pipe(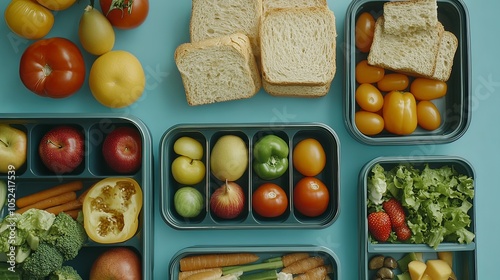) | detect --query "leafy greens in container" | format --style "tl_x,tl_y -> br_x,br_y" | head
367,163 -> 475,249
